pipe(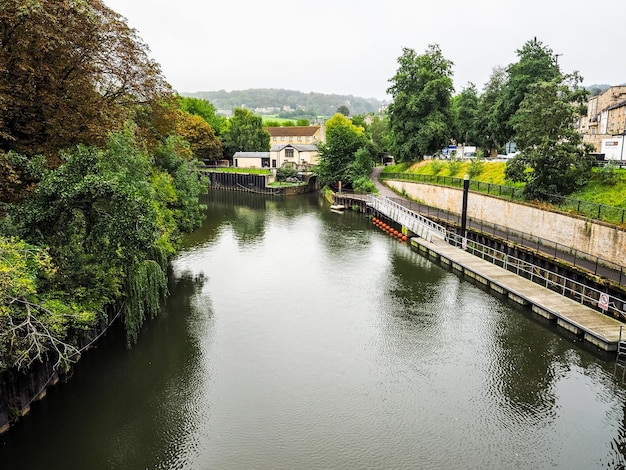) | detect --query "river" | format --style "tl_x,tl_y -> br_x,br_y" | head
1,190 -> 626,469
